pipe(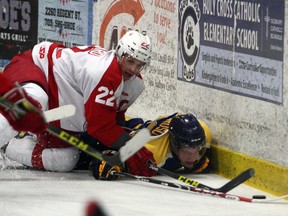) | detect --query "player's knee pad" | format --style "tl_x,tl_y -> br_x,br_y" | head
42,147 -> 80,172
